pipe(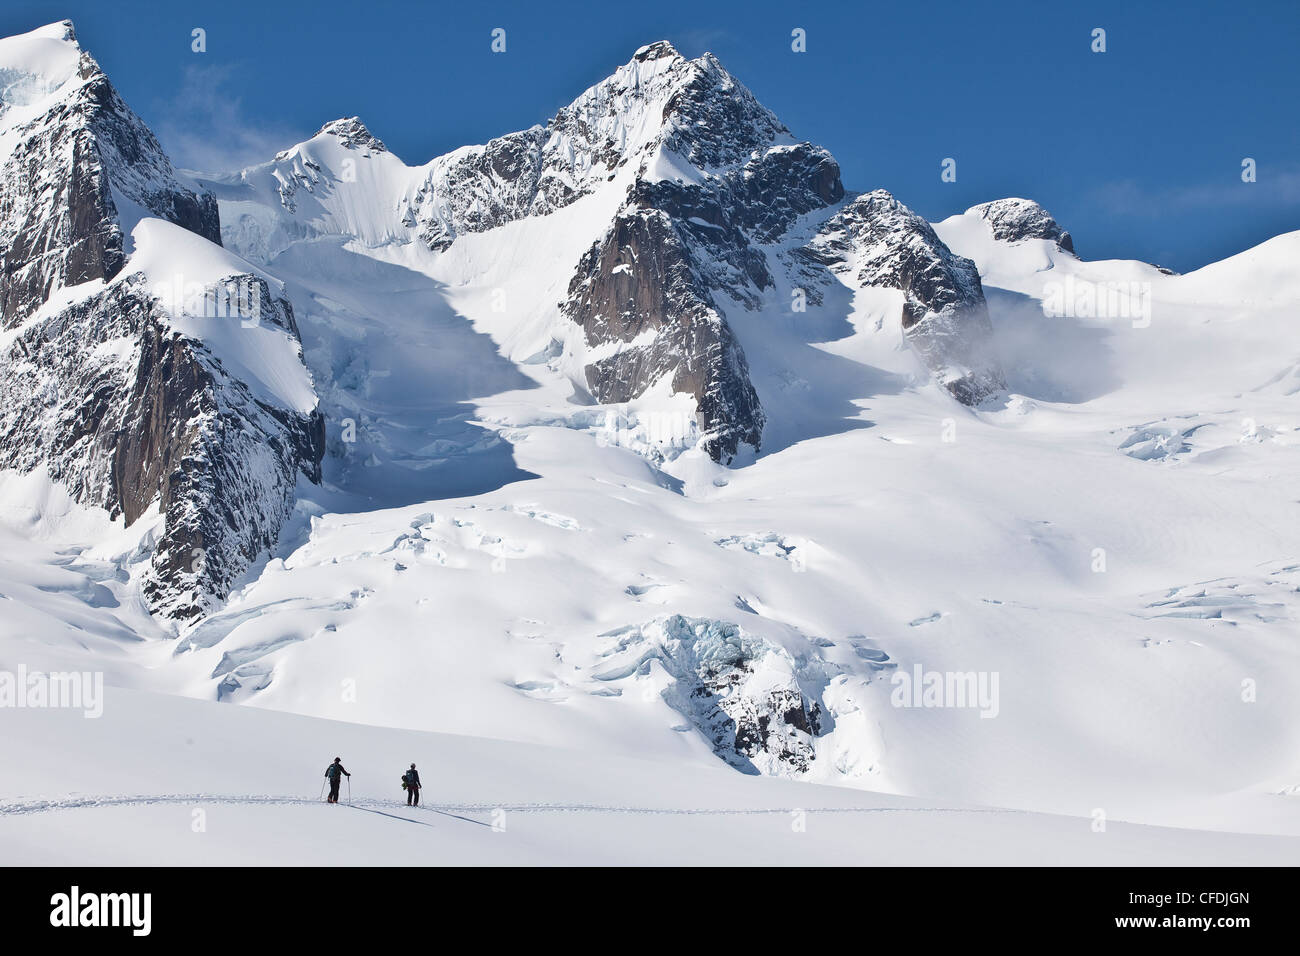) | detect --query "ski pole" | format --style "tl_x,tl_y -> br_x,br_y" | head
346,775 -> 352,805
319,779 -> 326,801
